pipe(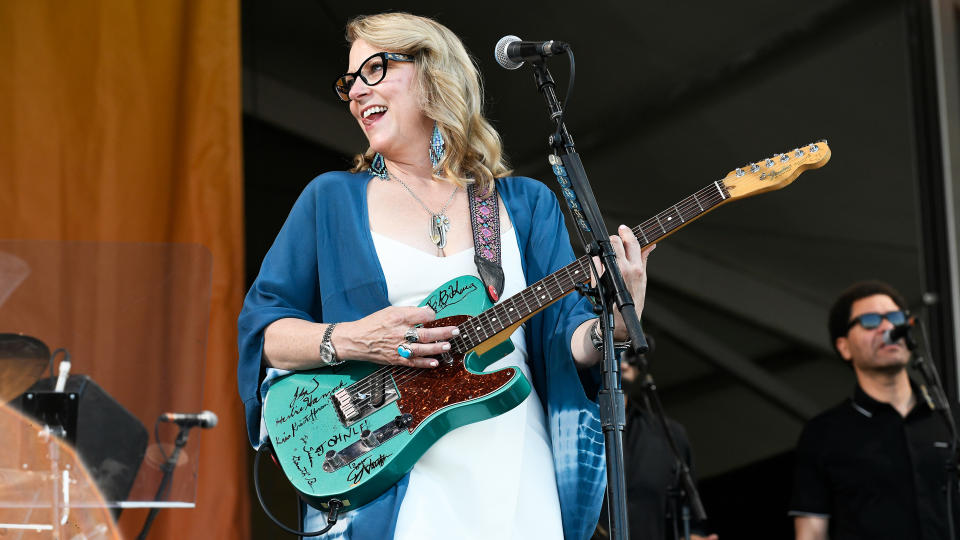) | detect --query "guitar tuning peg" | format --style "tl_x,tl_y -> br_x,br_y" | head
765,158 -> 775,167
750,163 -> 760,173
780,153 -> 790,163
794,148 -> 805,158
810,143 -> 820,152
735,168 -> 745,177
